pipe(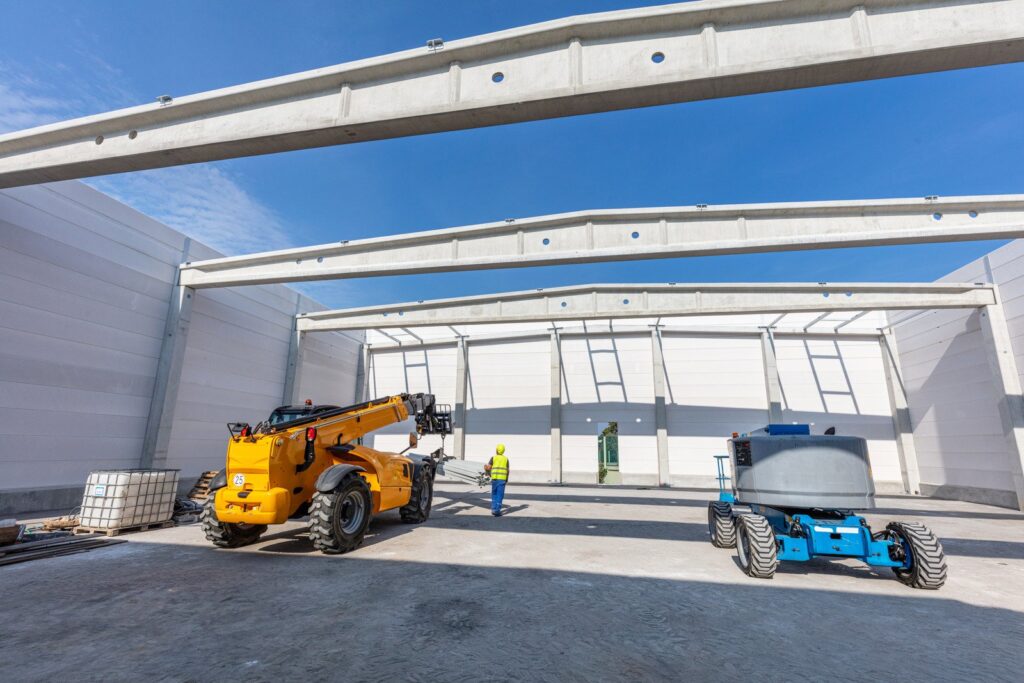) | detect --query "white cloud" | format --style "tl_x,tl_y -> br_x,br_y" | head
89,165 -> 294,255
1,58 -> 297,257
